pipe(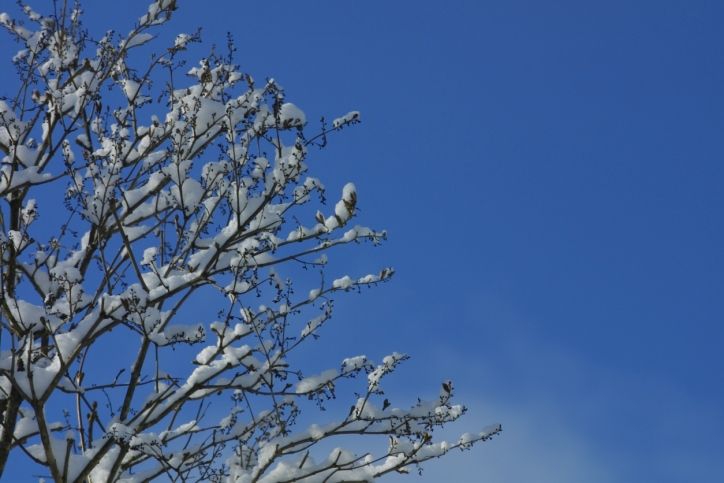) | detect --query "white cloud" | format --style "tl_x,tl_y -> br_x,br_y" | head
386,398 -> 613,483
